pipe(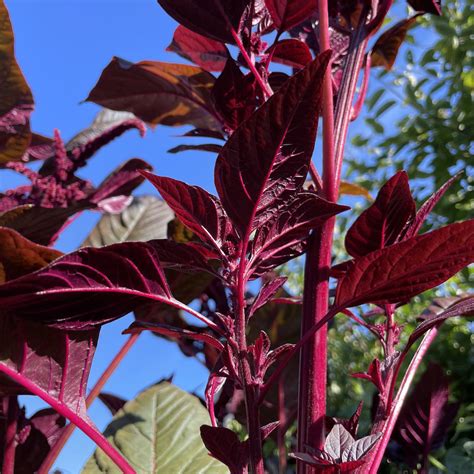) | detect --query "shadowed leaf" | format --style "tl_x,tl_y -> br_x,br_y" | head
86,57 -> 222,130
390,364 -> 459,468
265,0 -> 317,31
371,16 -> 420,70
157,0 -> 251,43
98,393 -> 127,416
